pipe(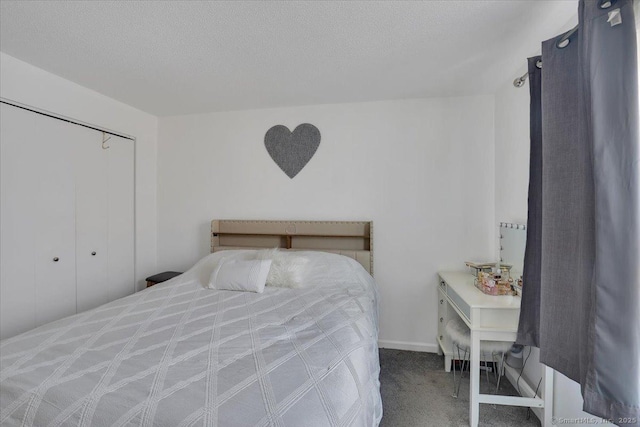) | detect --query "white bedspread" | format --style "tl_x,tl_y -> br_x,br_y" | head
0,251 -> 381,427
